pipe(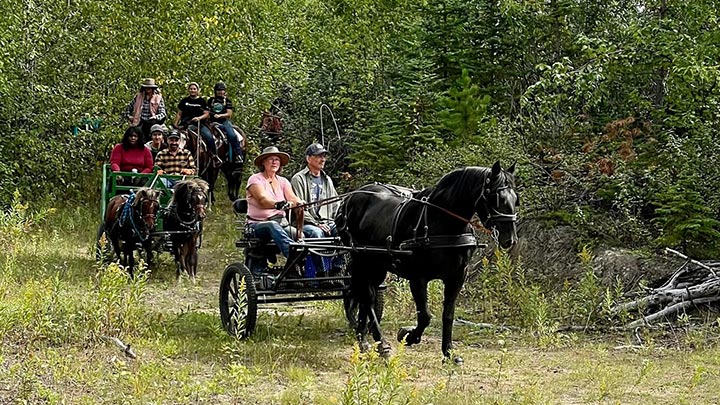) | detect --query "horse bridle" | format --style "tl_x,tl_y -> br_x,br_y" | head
138,196 -> 160,226
474,183 -> 518,227
173,189 -> 207,230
